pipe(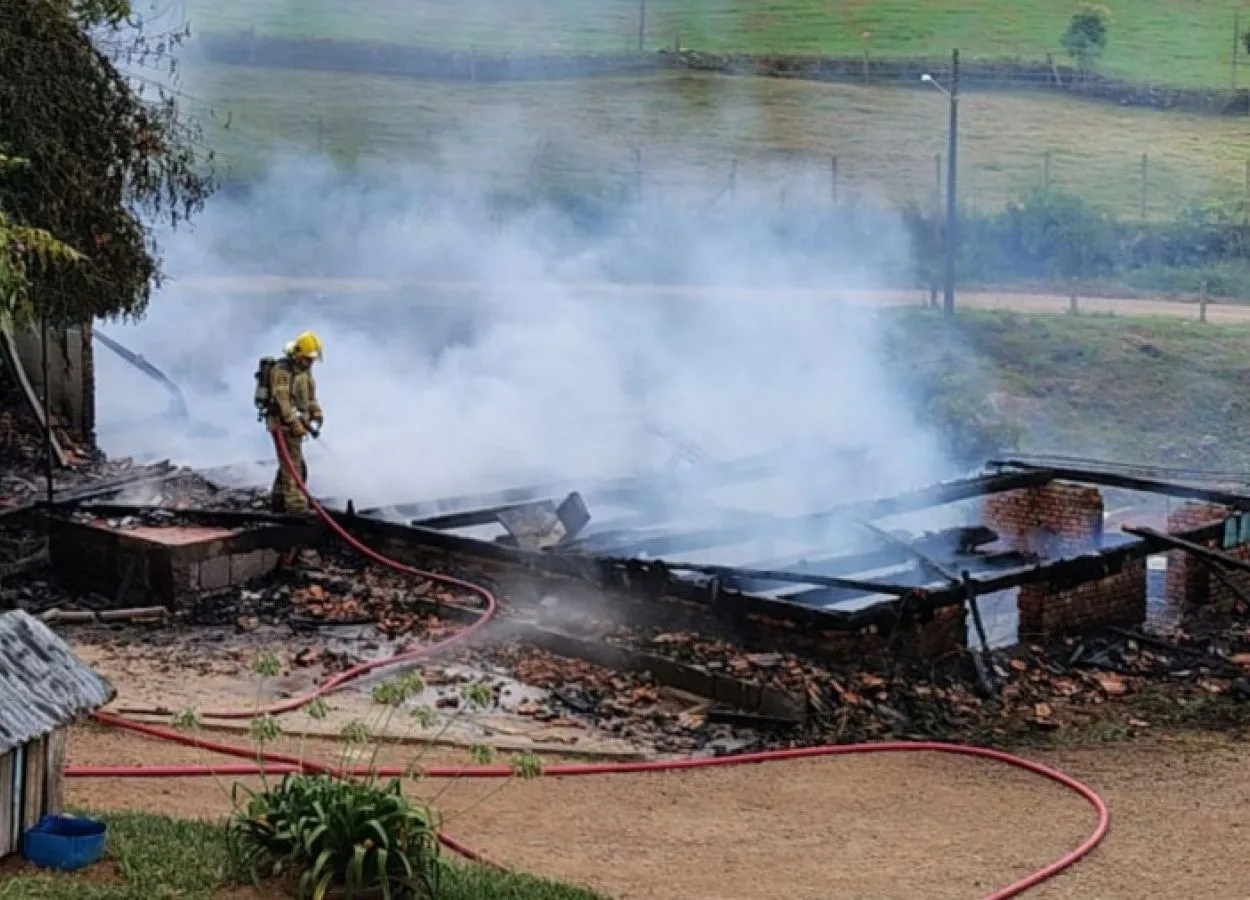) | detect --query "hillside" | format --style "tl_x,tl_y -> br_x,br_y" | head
889,308 -> 1250,470
190,66 -> 1250,218
182,0 -> 1245,87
